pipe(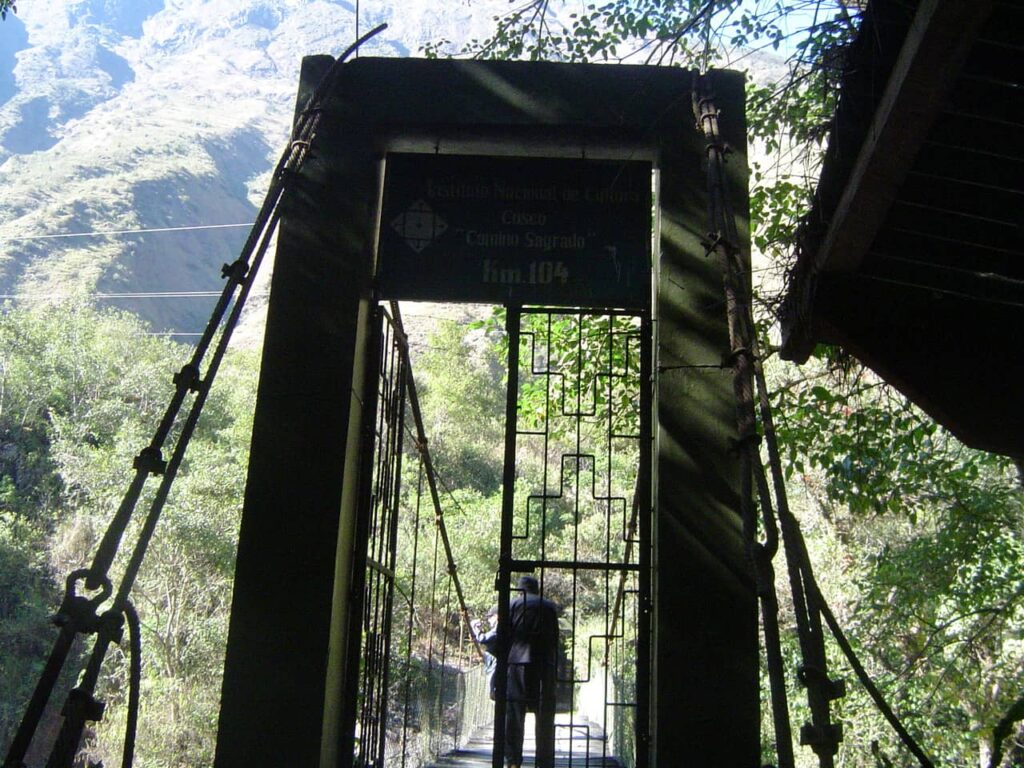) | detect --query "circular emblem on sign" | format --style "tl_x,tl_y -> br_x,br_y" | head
391,199 -> 448,253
